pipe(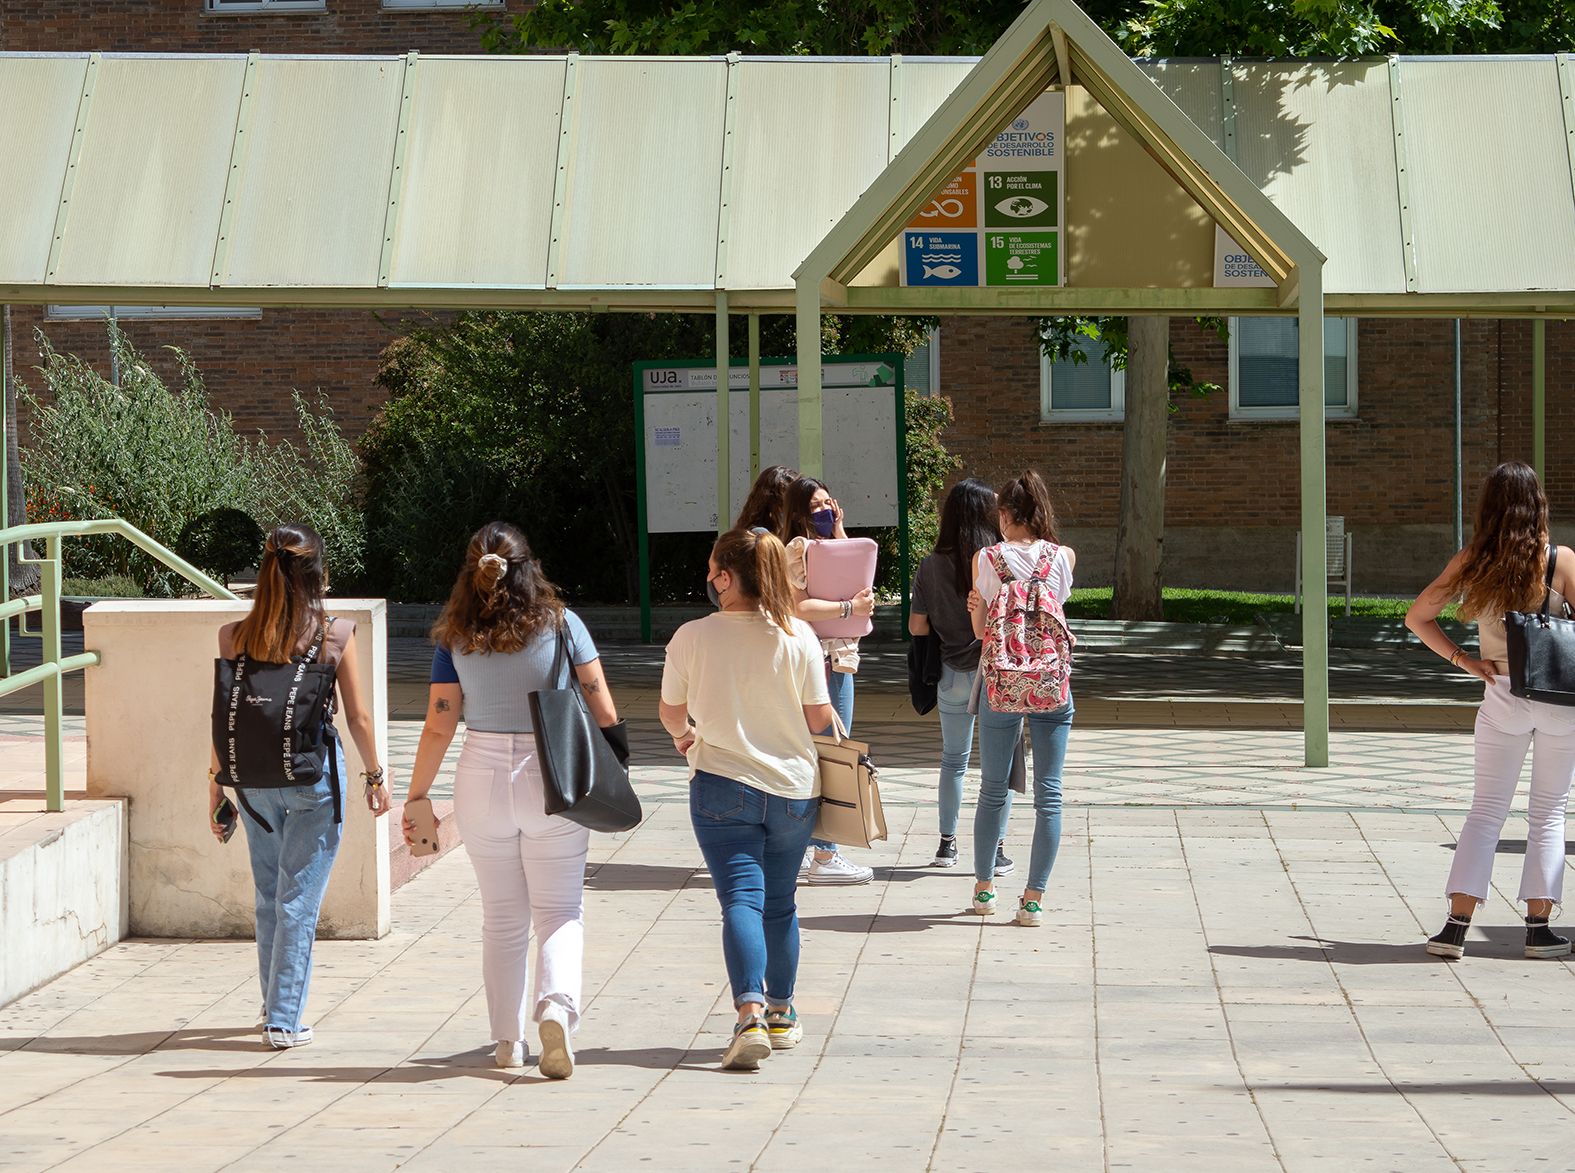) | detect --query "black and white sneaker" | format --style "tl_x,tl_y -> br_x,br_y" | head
932,836 -> 958,868
994,843 -> 1016,877
1525,917 -> 1572,959
1426,915 -> 1471,959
